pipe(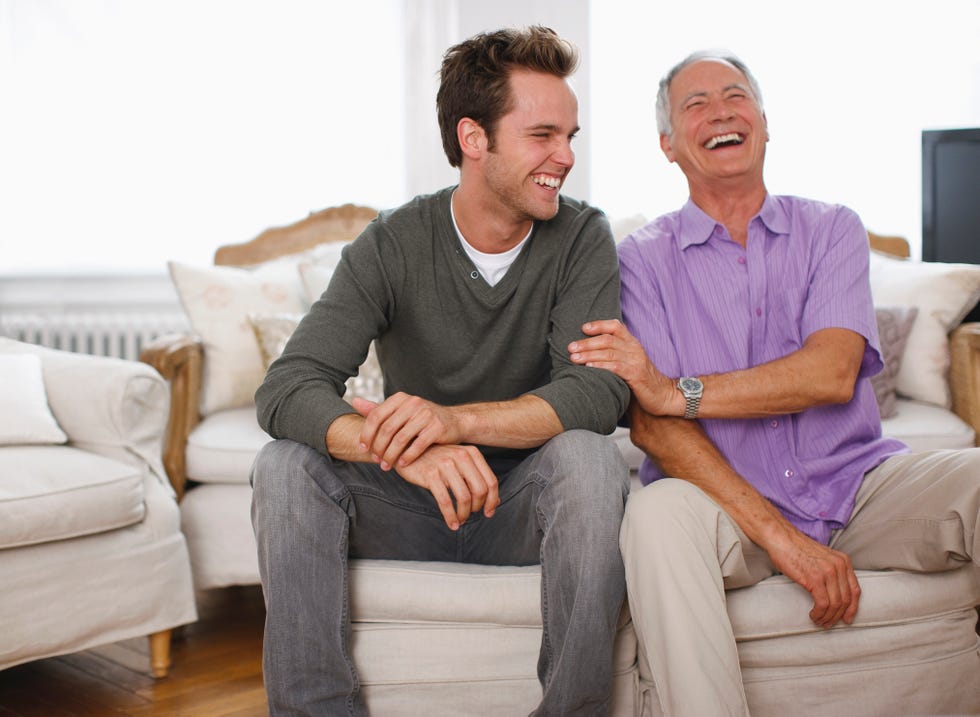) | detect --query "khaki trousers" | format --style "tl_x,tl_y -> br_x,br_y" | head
620,448 -> 980,717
